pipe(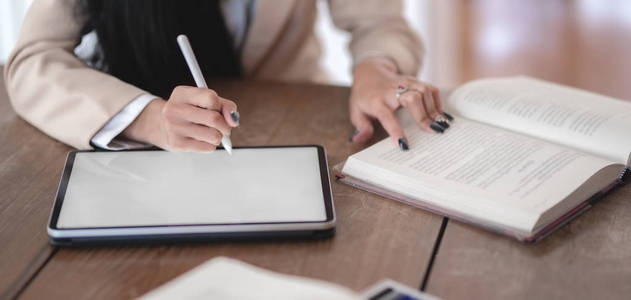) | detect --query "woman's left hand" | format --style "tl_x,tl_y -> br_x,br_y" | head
349,57 -> 451,150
